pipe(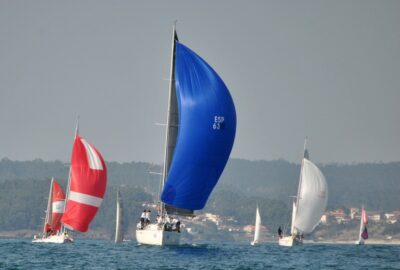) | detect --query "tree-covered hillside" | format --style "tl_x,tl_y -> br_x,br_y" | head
219,159 -> 400,211
0,158 -> 399,235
